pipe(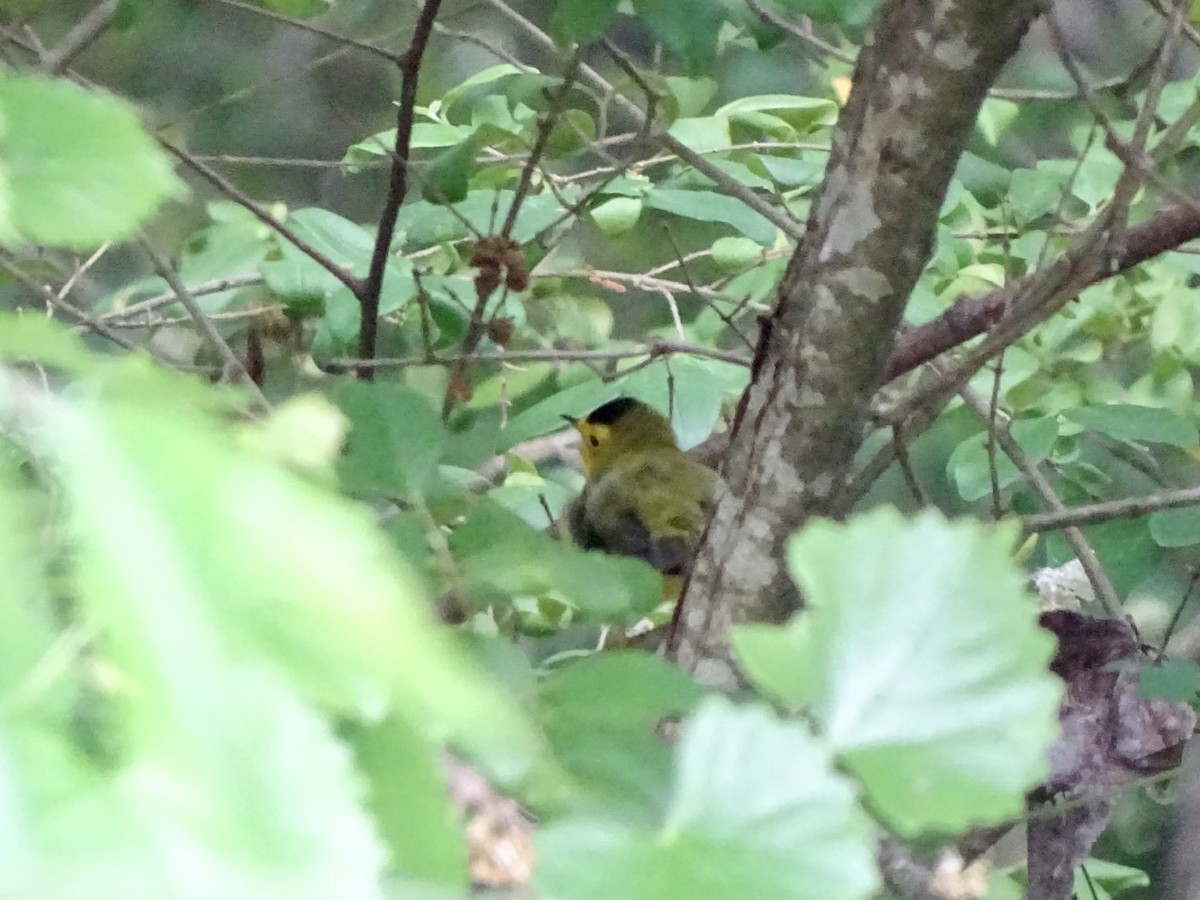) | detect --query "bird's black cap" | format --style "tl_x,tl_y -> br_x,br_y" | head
584,396 -> 639,426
